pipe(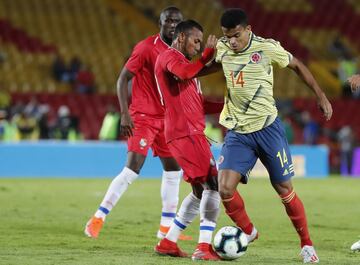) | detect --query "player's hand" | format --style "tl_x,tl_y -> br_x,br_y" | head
201,35 -> 217,65
205,35 -> 218,49
120,112 -> 134,137
317,93 -> 333,121
347,74 -> 360,92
